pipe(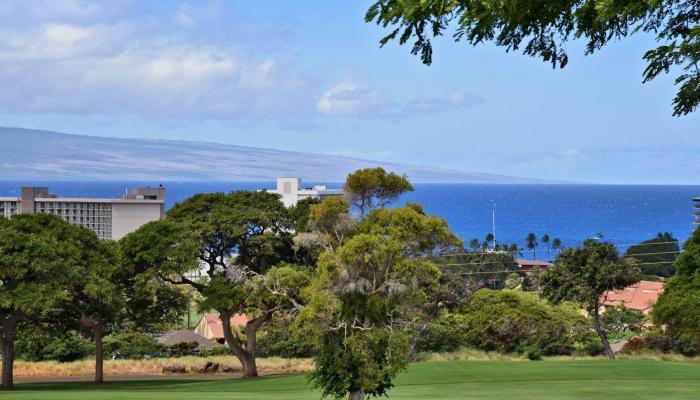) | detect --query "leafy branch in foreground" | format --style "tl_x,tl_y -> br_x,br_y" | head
366,0 -> 700,116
